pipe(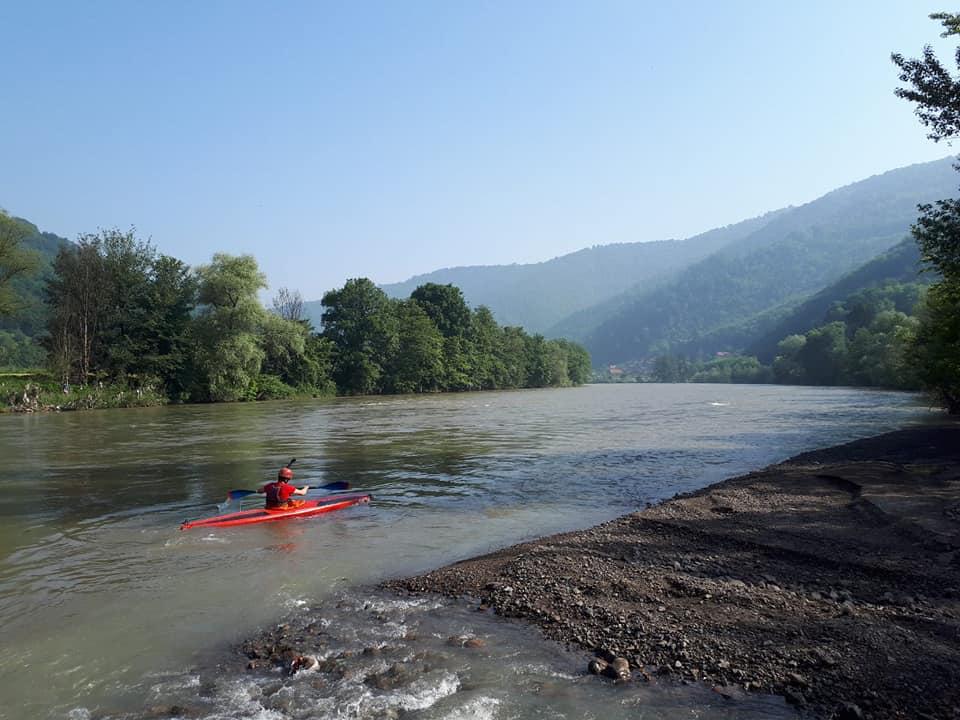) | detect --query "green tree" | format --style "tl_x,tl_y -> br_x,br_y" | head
651,355 -> 692,383
45,230 -> 197,392
192,253 -> 267,401
441,335 -> 473,390
141,255 -> 197,397
321,278 -> 398,394
386,299 -> 444,393
797,322 -> 848,385
95,230 -> 158,381
555,338 -> 592,385
893,13 -> 960,144
911,283 -> 960,412
690,355 -> 770,384
410,283 -> 472,338
893,13 -> 960,412
259,311 -> 308,394
45,239 -> 107,382
772,335 -> 807,384
0,211 -> 39,318
844,310 -> 918,389
499,326 -> 529,388
468,306 -> 505,389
